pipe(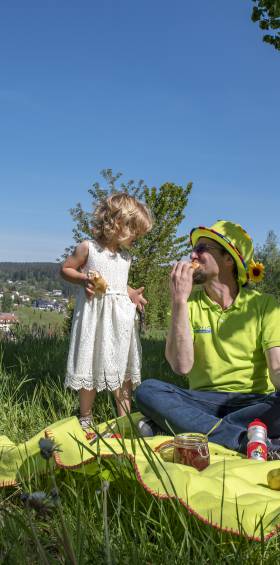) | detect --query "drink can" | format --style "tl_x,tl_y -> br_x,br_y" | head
247,419 -> 267,461
247,440 -> 268,461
